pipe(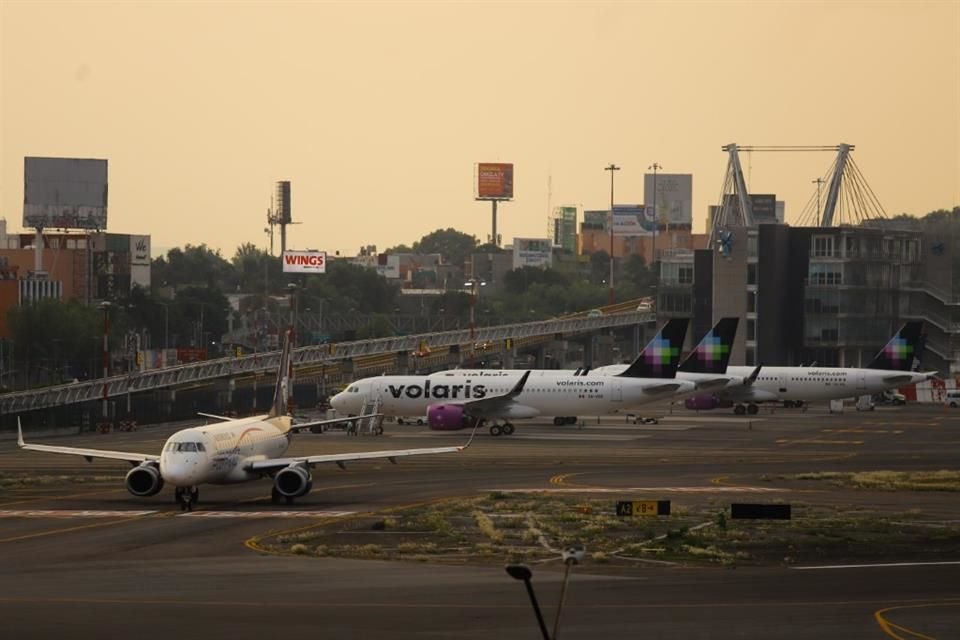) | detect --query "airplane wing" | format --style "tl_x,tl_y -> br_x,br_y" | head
288,413 -> 381,433
459,371 -> 531,417
881,374 -> 915,385
641,382 -> 684,394
246,424 -> 479,472
17,421 -> 157,465
198,411 -> 270,422
692,377 -> 732,391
